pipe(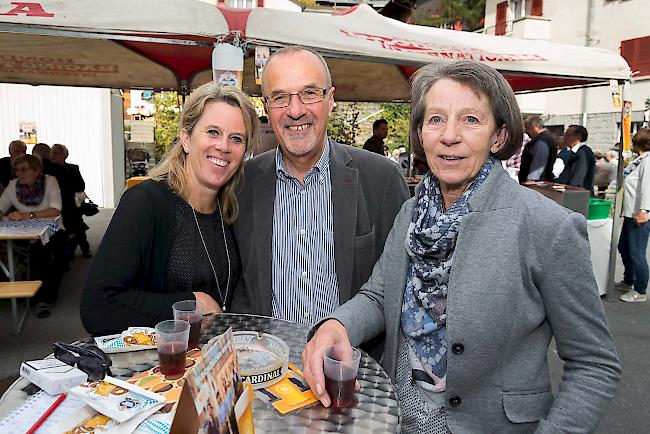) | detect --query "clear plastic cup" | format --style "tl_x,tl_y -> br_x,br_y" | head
155,320 -> 190,376
323,344 -> 361,408
172,300 -> 204,349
